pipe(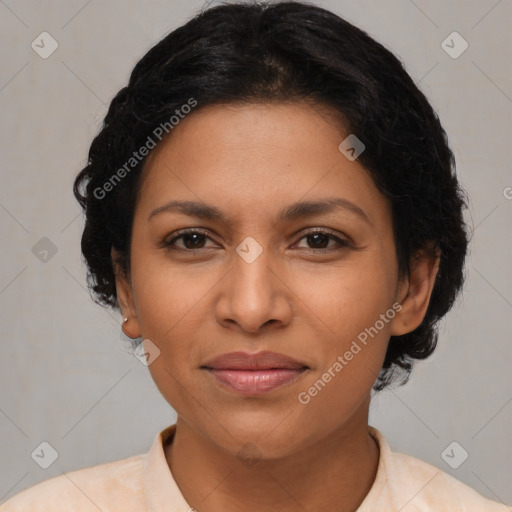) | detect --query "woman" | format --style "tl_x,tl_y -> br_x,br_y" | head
1,1 -> 508,510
